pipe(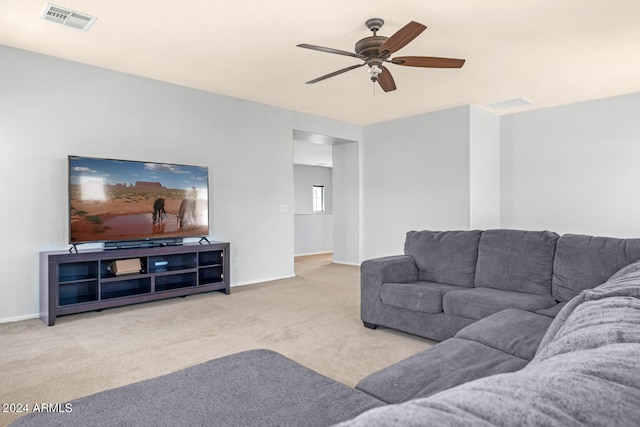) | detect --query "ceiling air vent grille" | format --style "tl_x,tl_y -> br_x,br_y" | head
484,97 -> 533,111
41,4 -> 96,31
